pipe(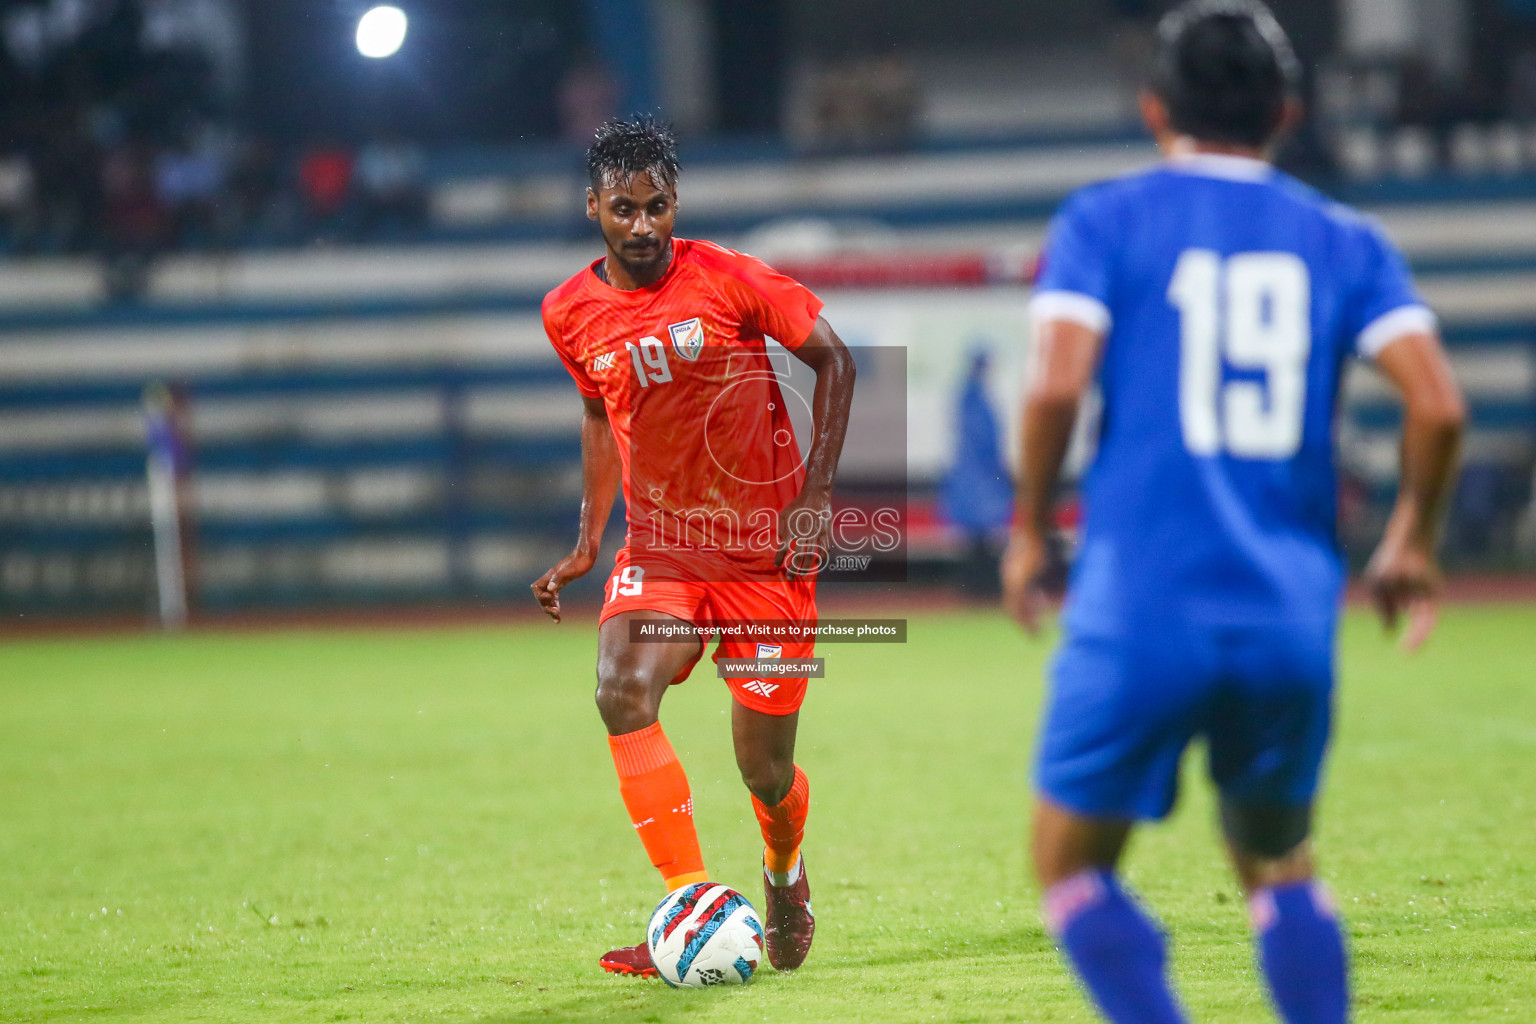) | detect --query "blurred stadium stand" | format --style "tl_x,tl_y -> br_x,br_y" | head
1,0 -> 1533,618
